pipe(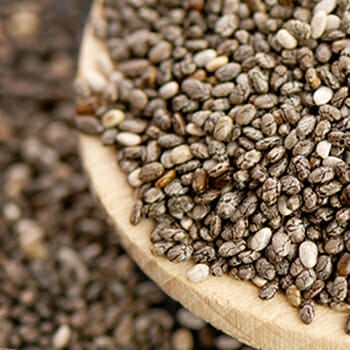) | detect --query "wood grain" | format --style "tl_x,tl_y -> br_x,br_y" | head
77,1 -> 350,349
